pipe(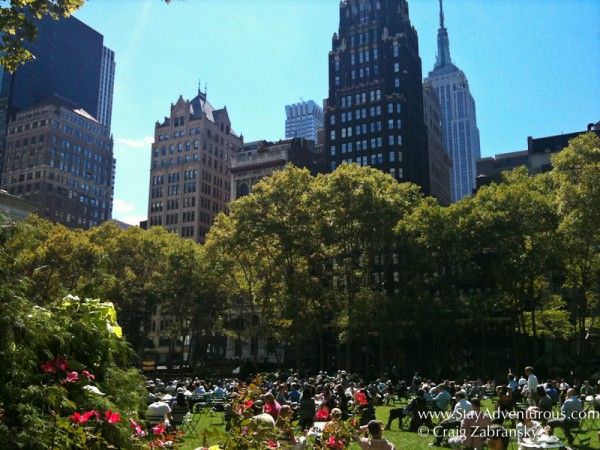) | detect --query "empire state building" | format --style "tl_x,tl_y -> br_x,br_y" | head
425,0 -> 480,202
